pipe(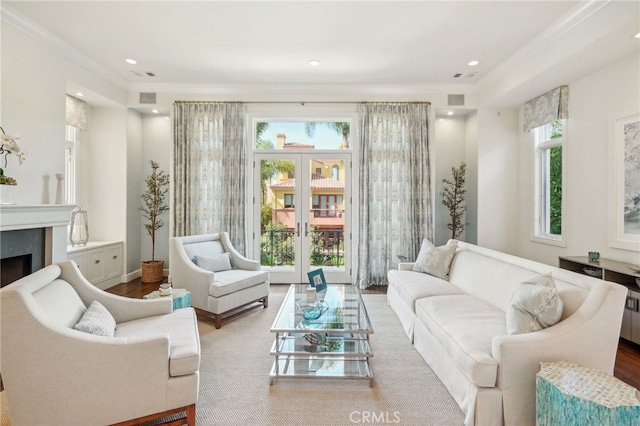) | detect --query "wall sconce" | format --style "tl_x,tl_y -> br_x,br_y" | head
69,206 -> 89,246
